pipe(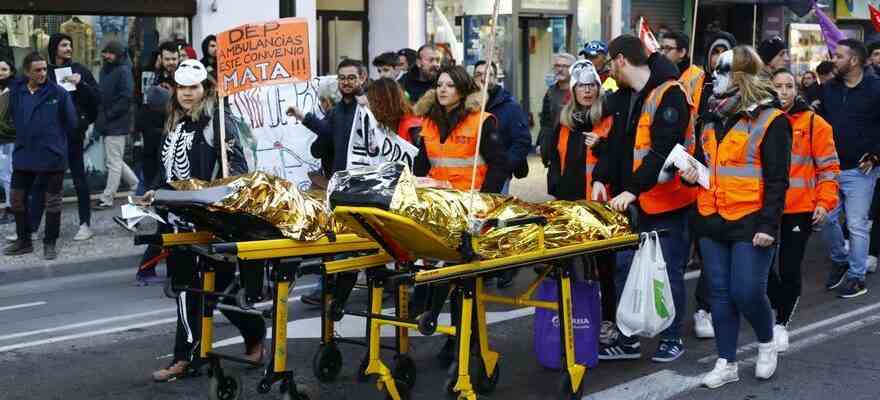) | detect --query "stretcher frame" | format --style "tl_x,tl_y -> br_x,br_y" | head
331,205 -> 641,400
135,231 -> 393,400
